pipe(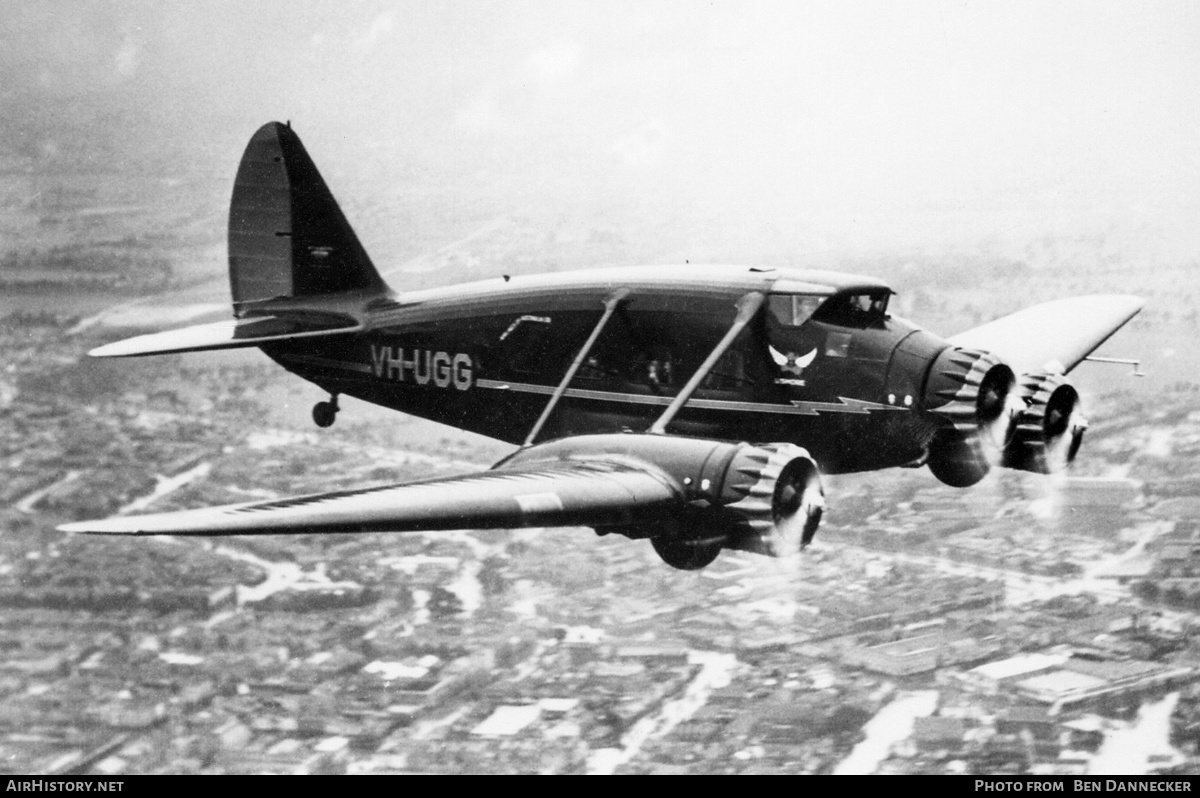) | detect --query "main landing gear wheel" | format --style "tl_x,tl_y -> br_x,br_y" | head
312,395 -> 339,428
651,536 -> 721,571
